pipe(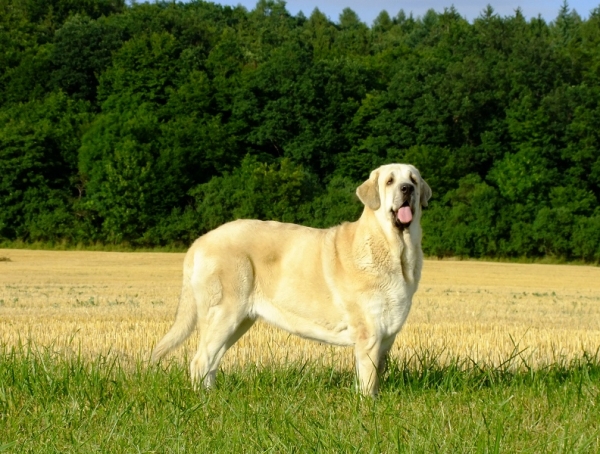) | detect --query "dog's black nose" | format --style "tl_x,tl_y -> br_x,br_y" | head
400,184 -> 414,195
